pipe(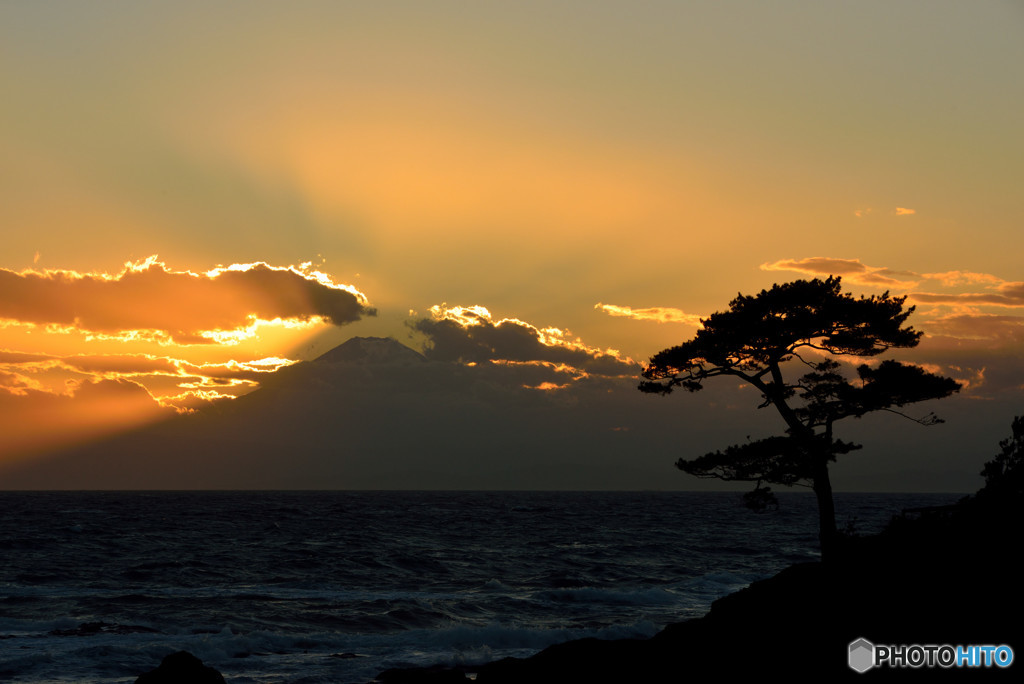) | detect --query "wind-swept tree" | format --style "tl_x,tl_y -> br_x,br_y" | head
640,277 -> 960,560
977,415 -> 1024,503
